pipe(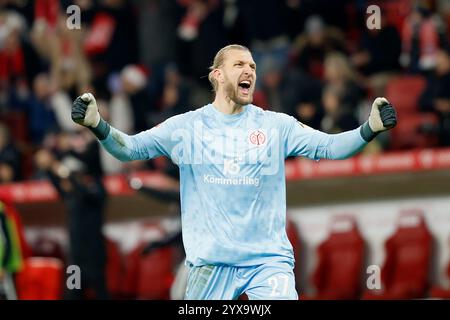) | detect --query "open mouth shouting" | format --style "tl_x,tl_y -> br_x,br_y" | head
238,80 -> 252,96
